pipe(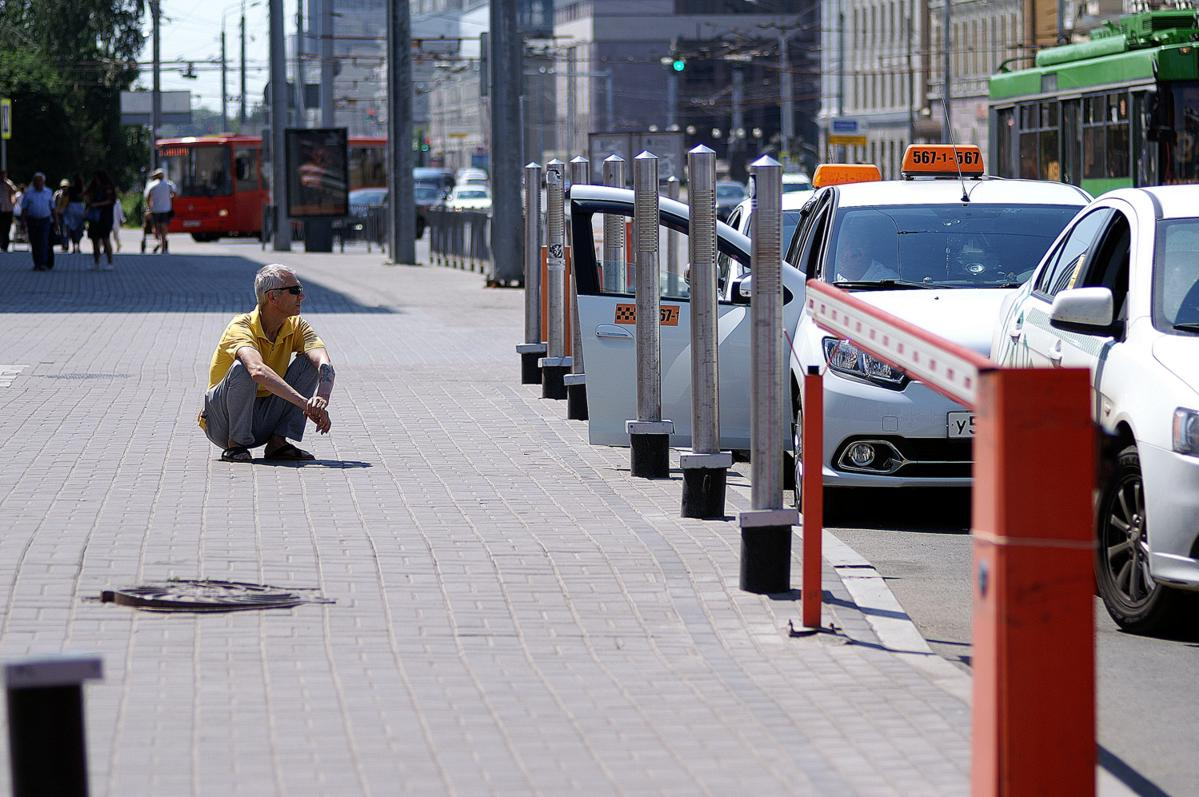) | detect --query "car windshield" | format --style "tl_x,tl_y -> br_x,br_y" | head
162,146 -> 232,197
349,189 -> 387,207
826,203 -> 1081,288
782,180 -> 812,193
455,189 -> 489,199
1154,219 -> 1199,332
414,185 -> 439,201
717,184 -> 745,199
